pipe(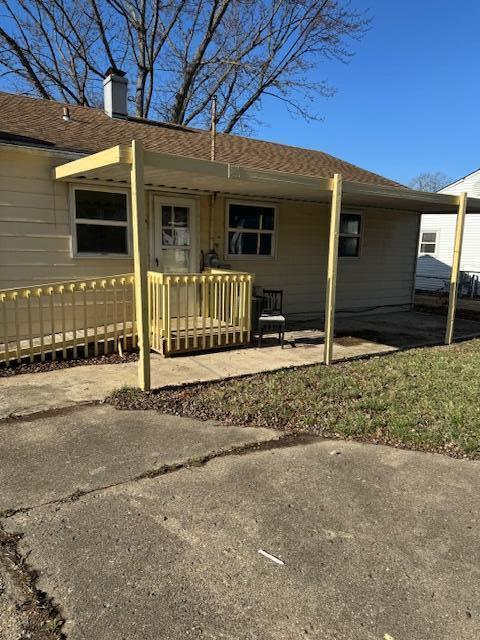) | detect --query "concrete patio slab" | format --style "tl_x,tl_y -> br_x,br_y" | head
0,404 -> 278,511
5,438 -> 480,639
1,310 -> 480,419
0,337 -> 389,420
